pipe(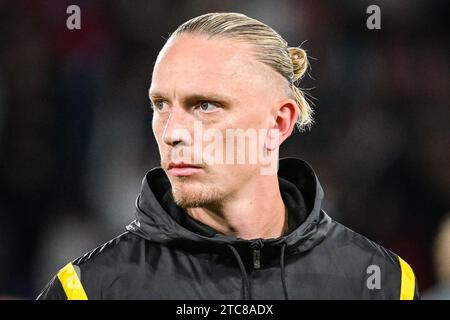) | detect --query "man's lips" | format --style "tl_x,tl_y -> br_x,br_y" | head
167,162 -> 203,177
